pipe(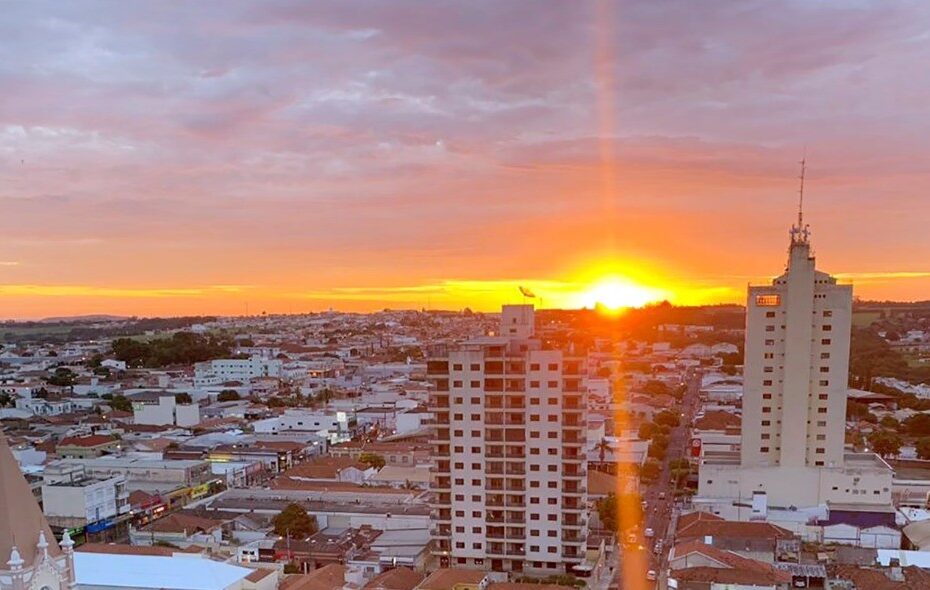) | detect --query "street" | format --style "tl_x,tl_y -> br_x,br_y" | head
610,369 -> 702,589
